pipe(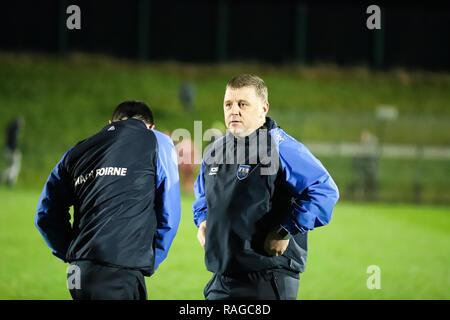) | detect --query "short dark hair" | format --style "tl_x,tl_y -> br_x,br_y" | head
112,100 -> 154,125
226,74 -> 268,103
